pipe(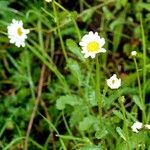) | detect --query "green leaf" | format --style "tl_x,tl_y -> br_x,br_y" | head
132,95 -> 143,110
66,39 -> 85,61
82,9 -> 94,22
95,129 -> 108,139
110,8 -> 127,52
79,116 -> 97,131
113,110 -> 124,120
120,0 -> 128,6
102,6 -> 113,20
116,127 -> 126,141
137,2 -> 150,11
79,145 -> 101,150
56,95 -> 80,110
67,59 -> 83,86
